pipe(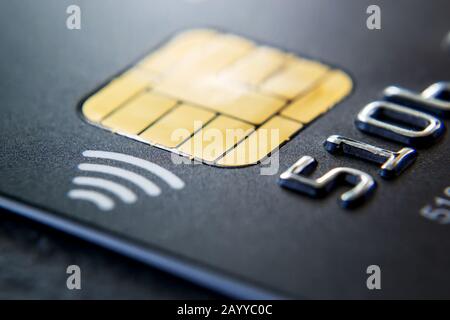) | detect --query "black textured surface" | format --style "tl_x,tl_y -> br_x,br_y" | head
0,0 -> 449,298
0,208 -> 218,299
